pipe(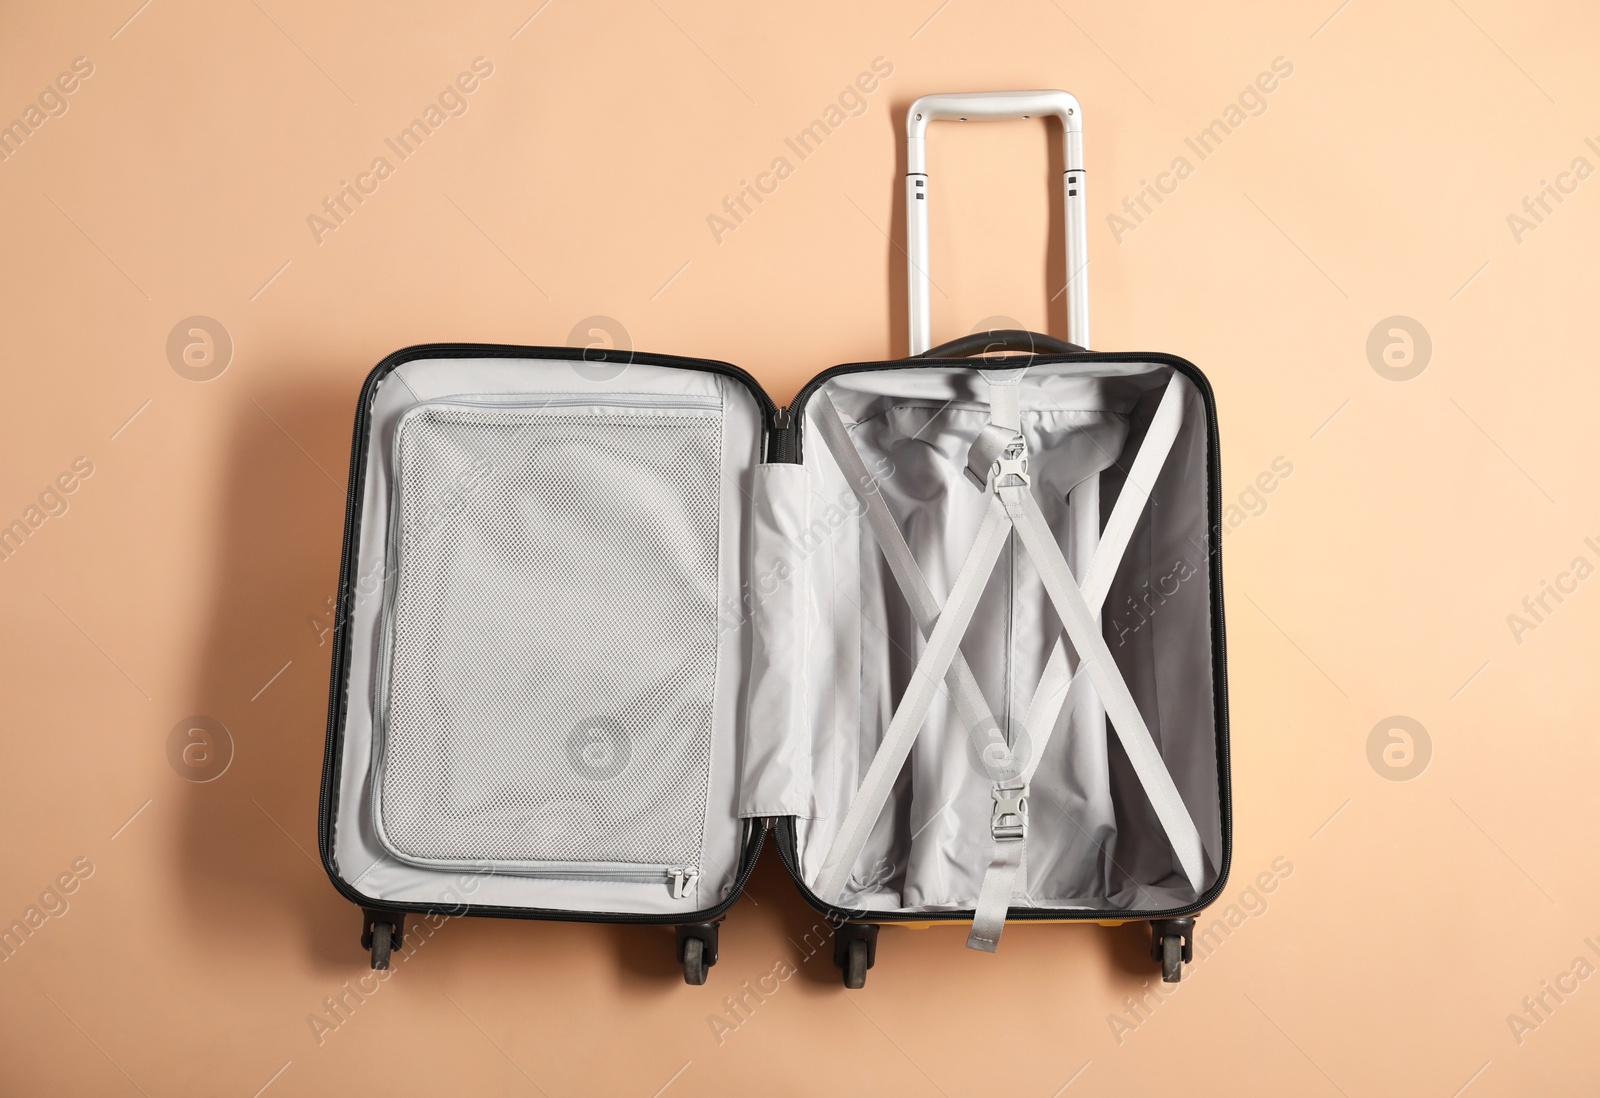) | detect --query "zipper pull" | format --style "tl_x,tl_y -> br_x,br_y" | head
768,406 -> 798,463
670,867 -> 699,899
